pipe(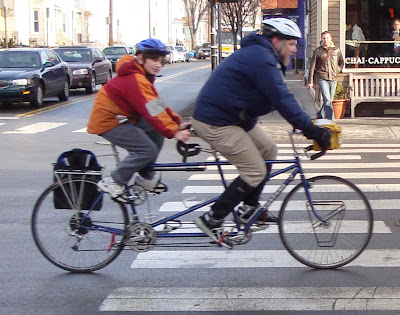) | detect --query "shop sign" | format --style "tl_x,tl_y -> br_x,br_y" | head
345,56 -> 400,65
